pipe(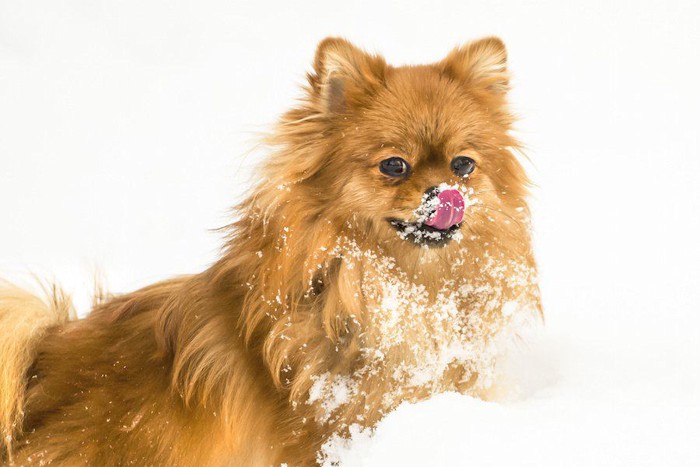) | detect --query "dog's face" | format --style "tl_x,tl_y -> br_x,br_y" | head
266,37 -> 531,265
326,65 -> 515,250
